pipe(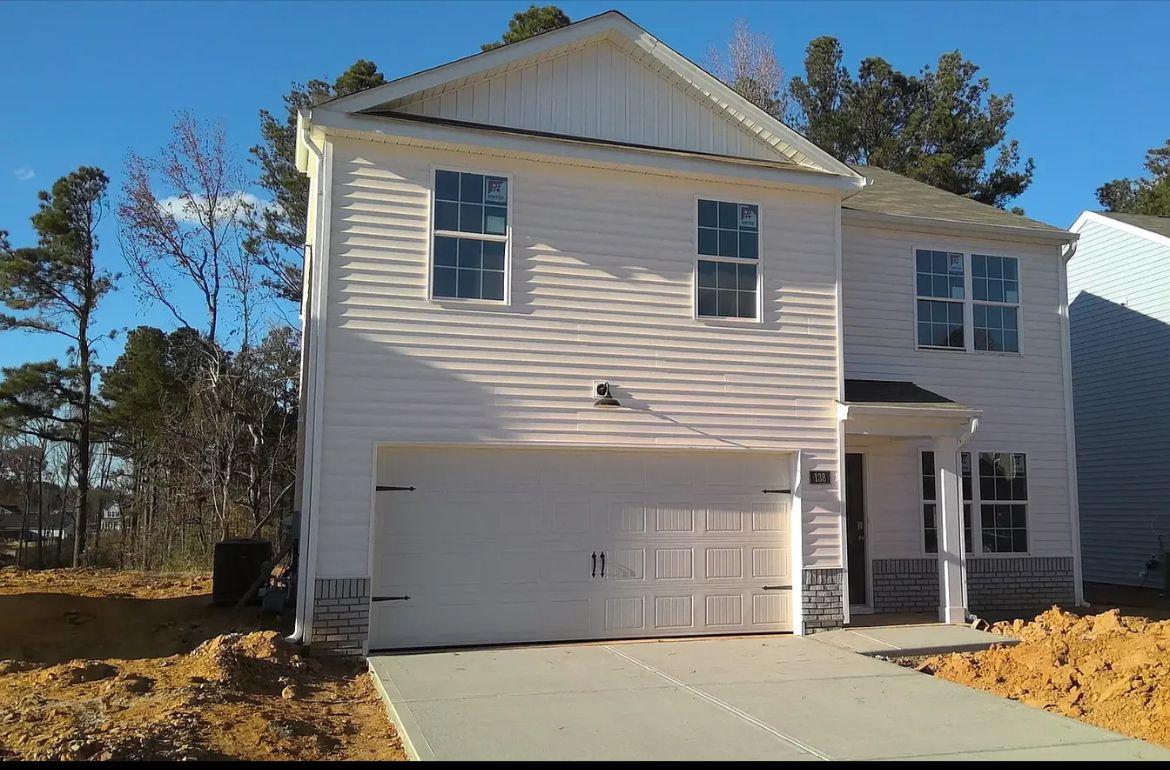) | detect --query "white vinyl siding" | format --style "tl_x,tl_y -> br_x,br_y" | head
1067,216 -> 1170,586
393,38 -> 784,162
312,137 -> 843,578
843,224 -> 1075,560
